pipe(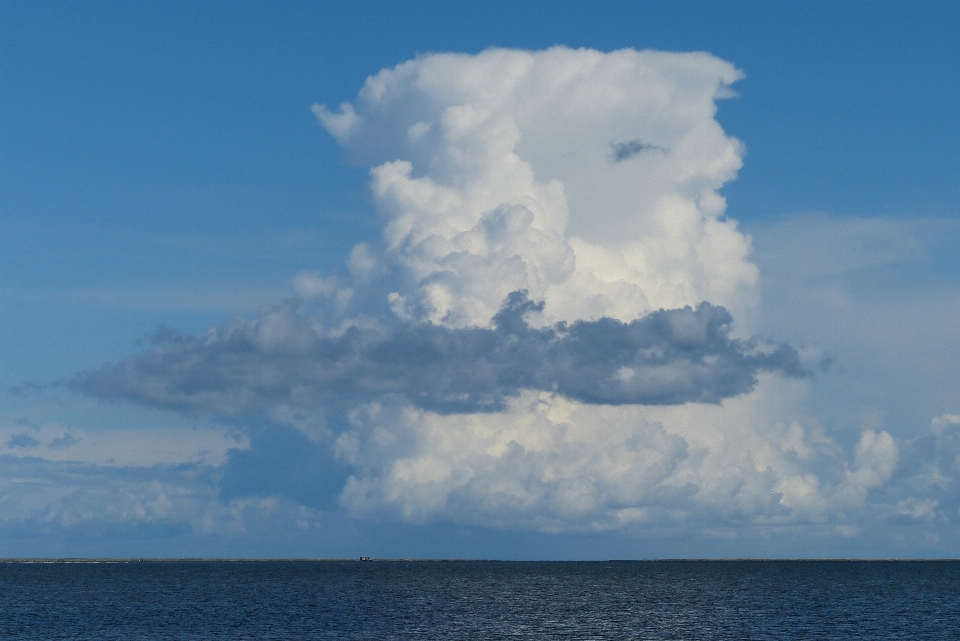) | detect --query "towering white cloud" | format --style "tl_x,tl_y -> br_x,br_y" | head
305,47 -> 802,531
315,47 -> 757,328
69,47 -> 958,543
